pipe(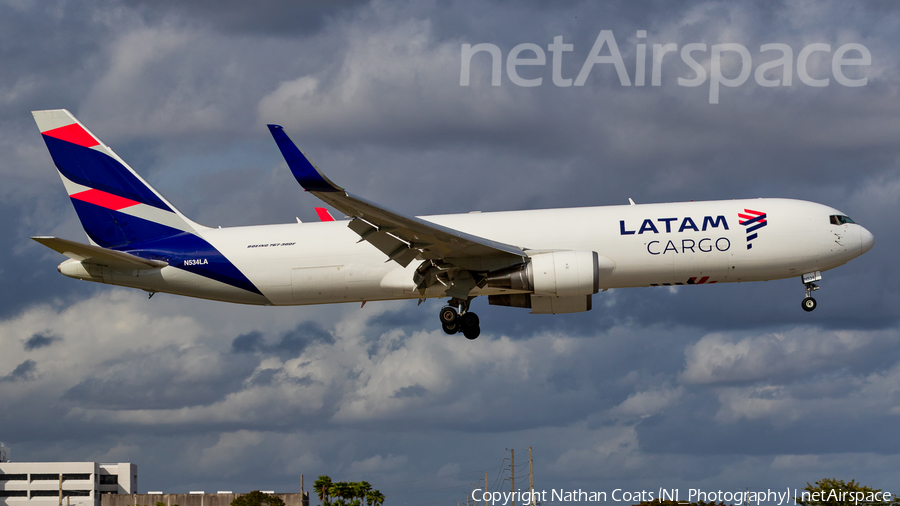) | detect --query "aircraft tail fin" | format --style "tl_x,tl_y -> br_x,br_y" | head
32,110 -> 204,248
